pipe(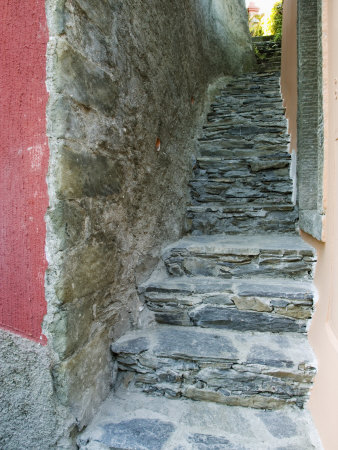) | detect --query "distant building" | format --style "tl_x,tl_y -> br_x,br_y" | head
247,1 -> 261,18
